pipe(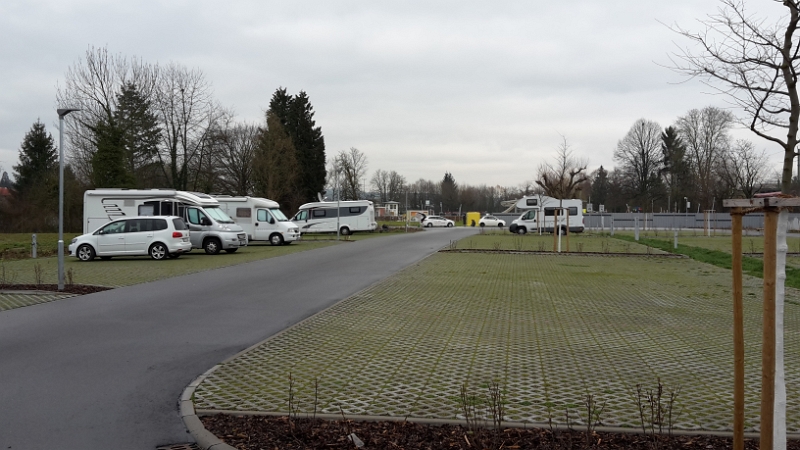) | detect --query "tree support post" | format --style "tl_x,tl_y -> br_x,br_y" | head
731,208 -> 744,450
761,208 -> 778,450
